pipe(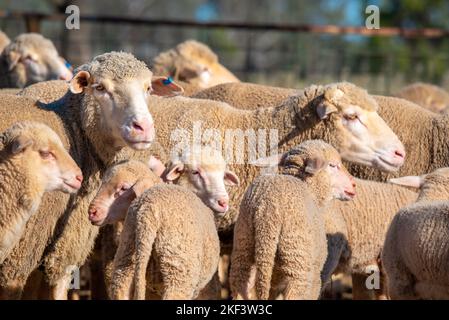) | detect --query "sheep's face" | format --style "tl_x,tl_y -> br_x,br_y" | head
279,140 -> 356,201
88,161 -> 158,226
4,35 -> 72,87
70,68 -> 182,151
2,123 -> 82,194
177,59 -> 239,88
164,147 -> 239,214
315,85 -> 405,172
